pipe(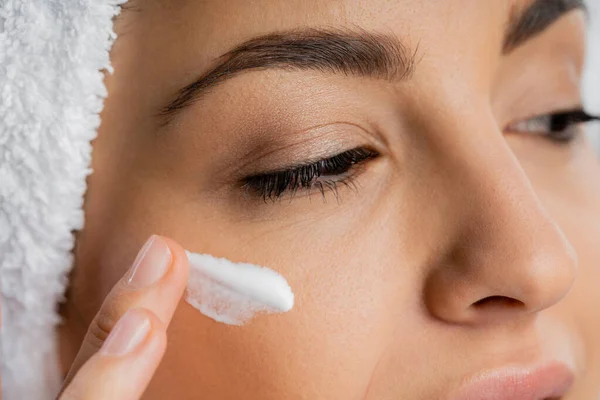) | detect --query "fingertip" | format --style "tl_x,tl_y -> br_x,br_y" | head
130,307 -> 166,333
97,308 -> 167,366
158,236 -> 190,283
133,308 -> 169,359
148,321 -> 168,358
100,308 -> 151,357
61,309 -> 168,400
